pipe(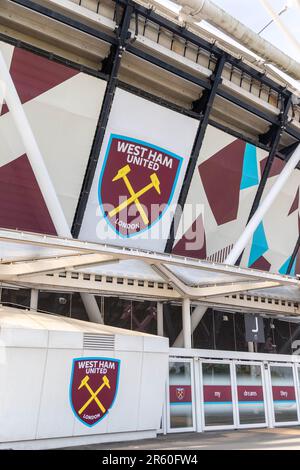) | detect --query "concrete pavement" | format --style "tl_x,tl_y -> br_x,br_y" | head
65,427 -> 300,450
